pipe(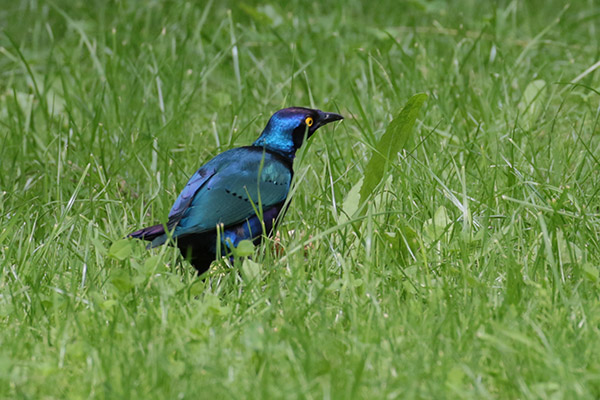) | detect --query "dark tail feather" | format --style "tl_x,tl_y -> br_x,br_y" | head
128,224 -> 165,241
